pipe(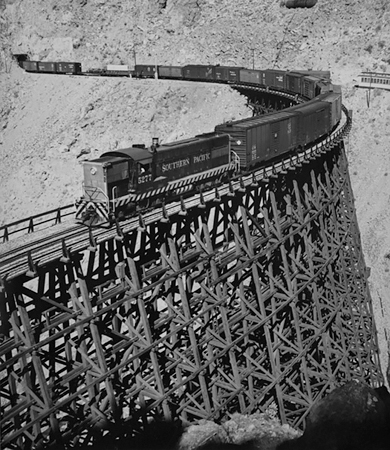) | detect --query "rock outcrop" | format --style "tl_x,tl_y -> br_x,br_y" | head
277,381 -> 390,450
